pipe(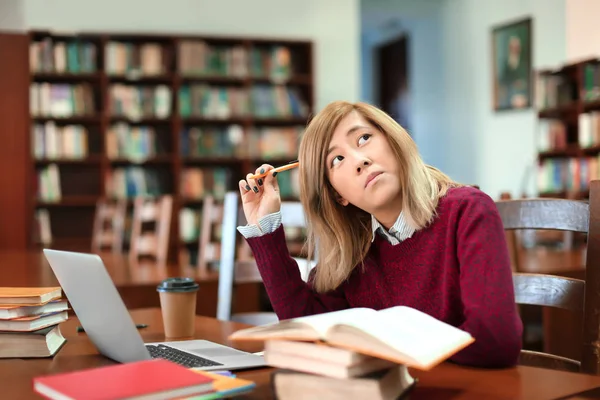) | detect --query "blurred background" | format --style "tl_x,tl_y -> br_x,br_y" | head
0,0 -> 597,364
